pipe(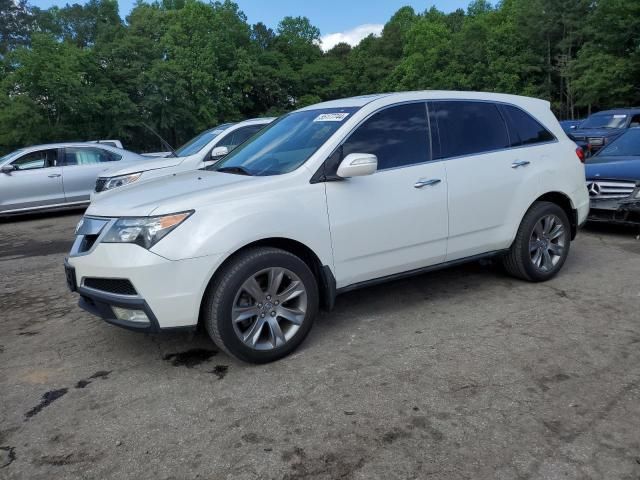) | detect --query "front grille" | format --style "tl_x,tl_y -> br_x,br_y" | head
83,278 -> 137,296
95,178 -> 107,193
586,180 -> 637,199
